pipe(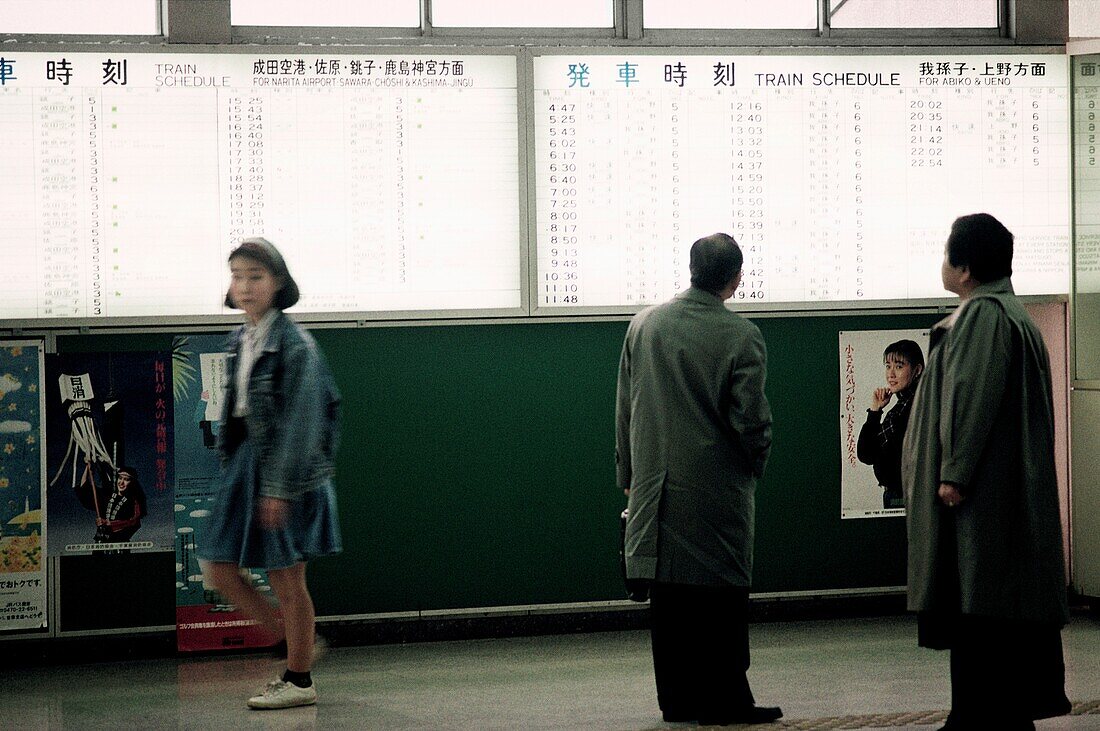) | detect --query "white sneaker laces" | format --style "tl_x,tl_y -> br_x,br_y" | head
263,679 -> 287,696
